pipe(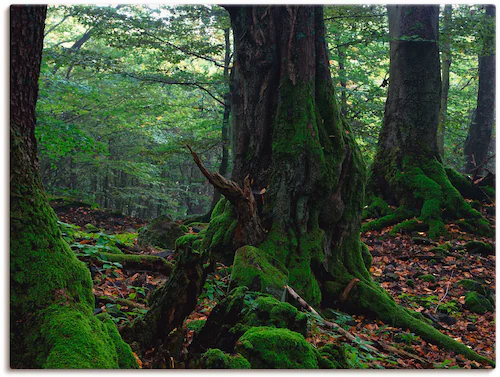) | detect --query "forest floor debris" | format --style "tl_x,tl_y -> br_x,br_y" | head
51,200 -> 495,369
